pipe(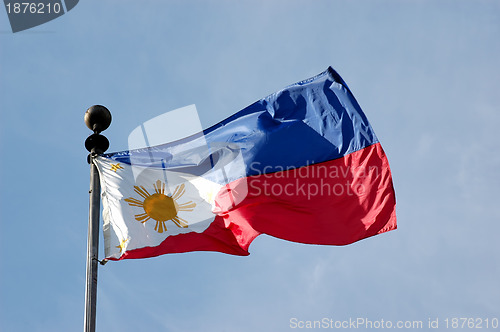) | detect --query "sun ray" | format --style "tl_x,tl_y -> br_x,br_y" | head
124,197 -> 143,207
154,180 -> 165,195
135,213 -> 150,223
171,216 -> 188,228
154,221 -> 167,233
134,185 -> 151,199
177,201 -> 196,211
171,183 -> 185,200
